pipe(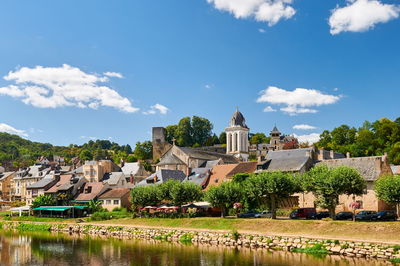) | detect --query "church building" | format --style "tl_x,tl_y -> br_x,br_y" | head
225,109 -> 250,161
